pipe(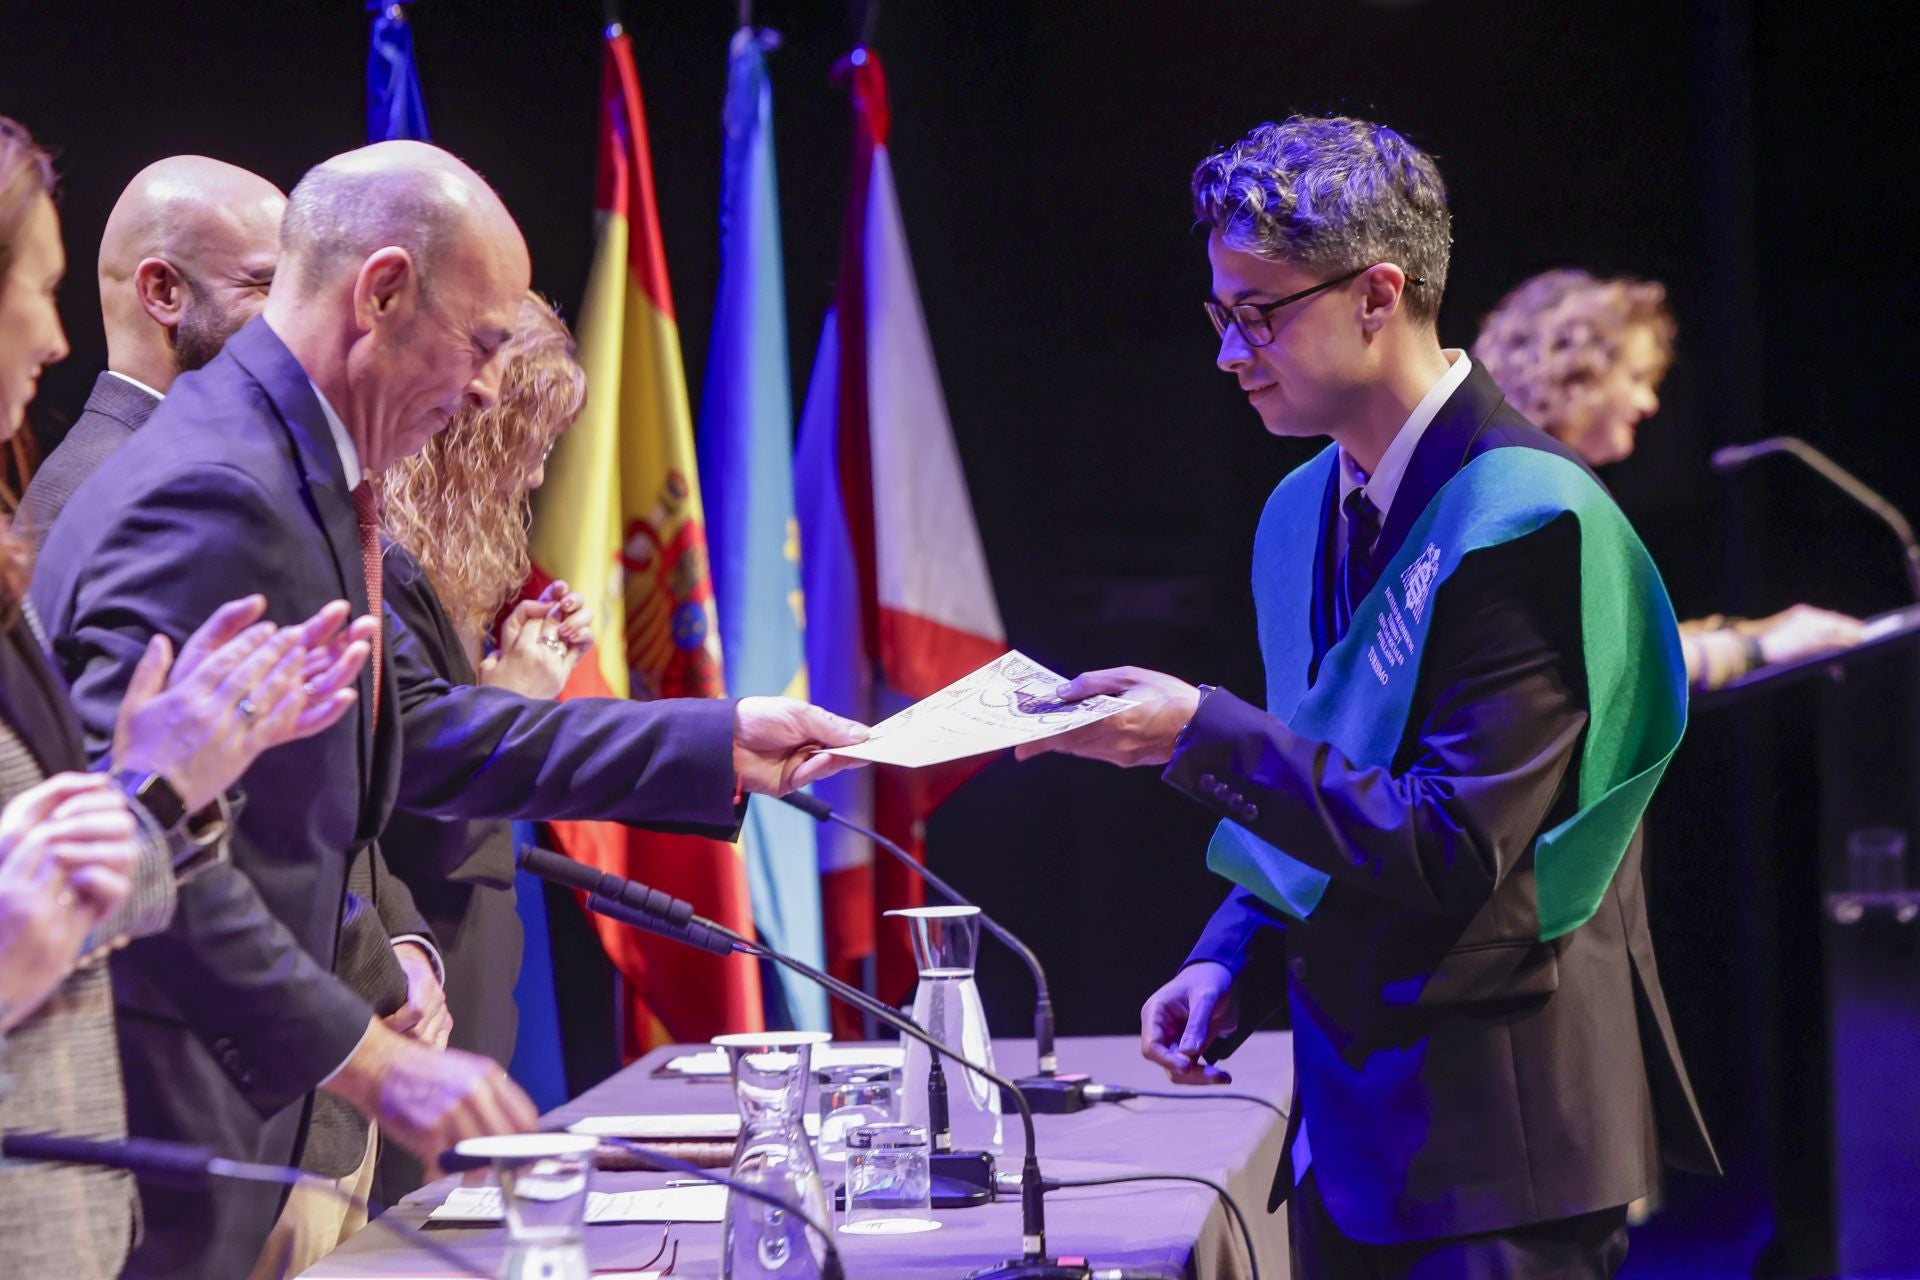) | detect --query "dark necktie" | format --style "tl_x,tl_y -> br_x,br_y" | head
352,481 -> 384,726
1338,486 -> 1382,637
